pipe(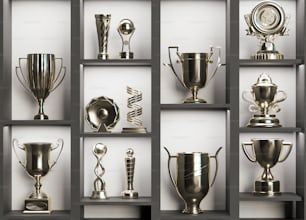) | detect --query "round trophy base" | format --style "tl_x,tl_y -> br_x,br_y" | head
247,114 -> 281,127
252,51 -> 284,60
90,190 -> 108,200
120,52 -> 134,59
121,190 -> 139,199
184,97 -> 207,104
97,54 -> 108,60
122,127 -> 147,133
182,206 -> 203,215
254,180 -> 281,196
34,114 -> 48,120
